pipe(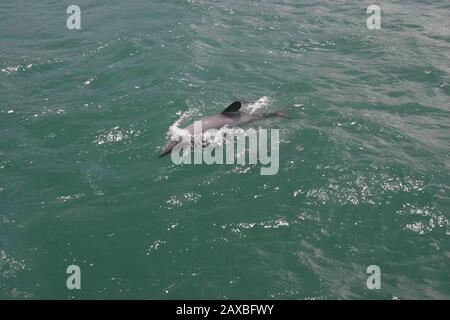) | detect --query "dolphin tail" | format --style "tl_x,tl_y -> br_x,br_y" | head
267,104 -> 301,118
272,110 -> 287,117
